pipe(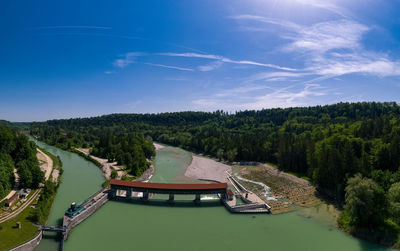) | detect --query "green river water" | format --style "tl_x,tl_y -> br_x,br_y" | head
31,139 -> 392,251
